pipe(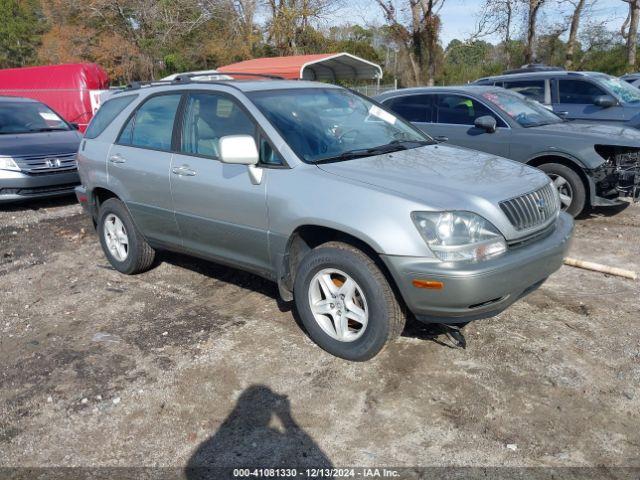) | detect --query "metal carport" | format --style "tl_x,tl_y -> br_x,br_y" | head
217,53 -> 383,81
